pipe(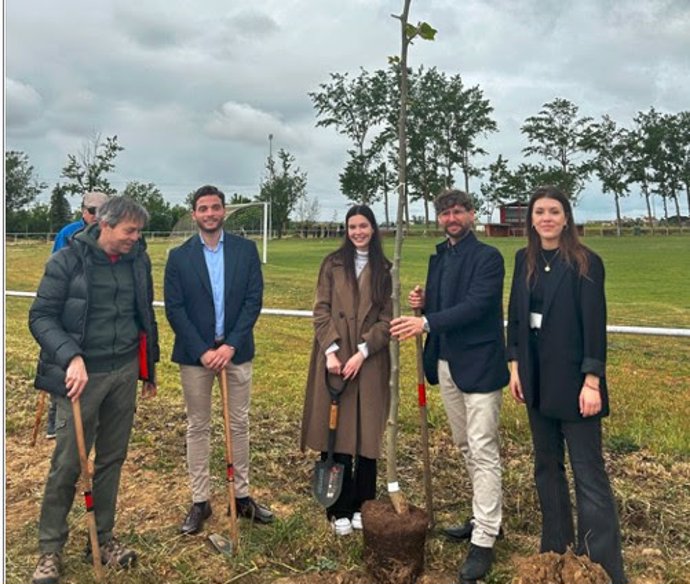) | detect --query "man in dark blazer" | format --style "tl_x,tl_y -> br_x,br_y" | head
164,185 -> 273,535
391,189 -> 509,582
